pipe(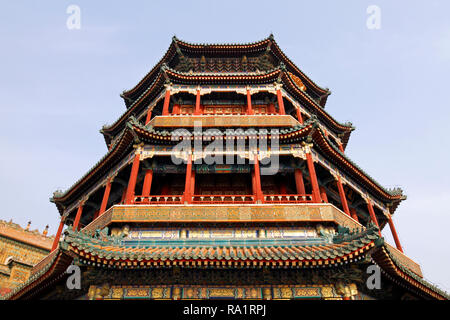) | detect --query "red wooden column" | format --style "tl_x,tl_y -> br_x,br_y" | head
162,88 -> 171,116
183,155 -> 193,203
367,201 -> 382,236
268,103 -> 276,114
305,152 -> 321,203
51,216 -> 65,251
246,89 -> 253,115
172,104 -> 180,115
125,151 -> 141,204
276,89 -> 285,115
72,202 -> 85,231
161,184 -> 170,195
191,170 -> 196,196
388,215 -> 404,252
251,172 -> 257,196
99,177 -> 113,216
194,89 -> 201,115
294,169 -> 306,195
120,187 -> 127,203
349,208 -> 359,223
337,177 -> 350,216
141,169 -> 153,198
319,186 -> 328,203
253,154 -> 263,203
145,109 -> 152,124
296,108 -> 303,124
279,183 -> 287,195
